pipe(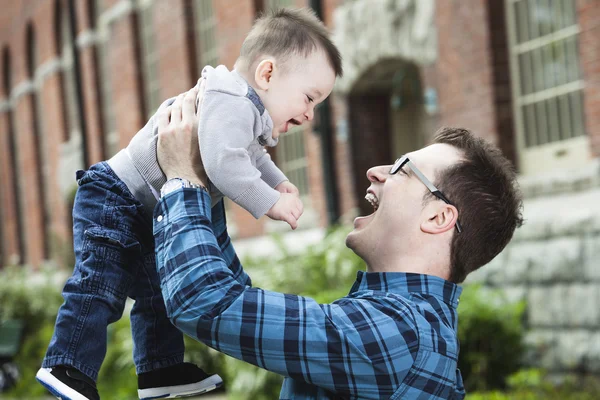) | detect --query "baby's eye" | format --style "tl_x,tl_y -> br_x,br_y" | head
306,95 -> 314,103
